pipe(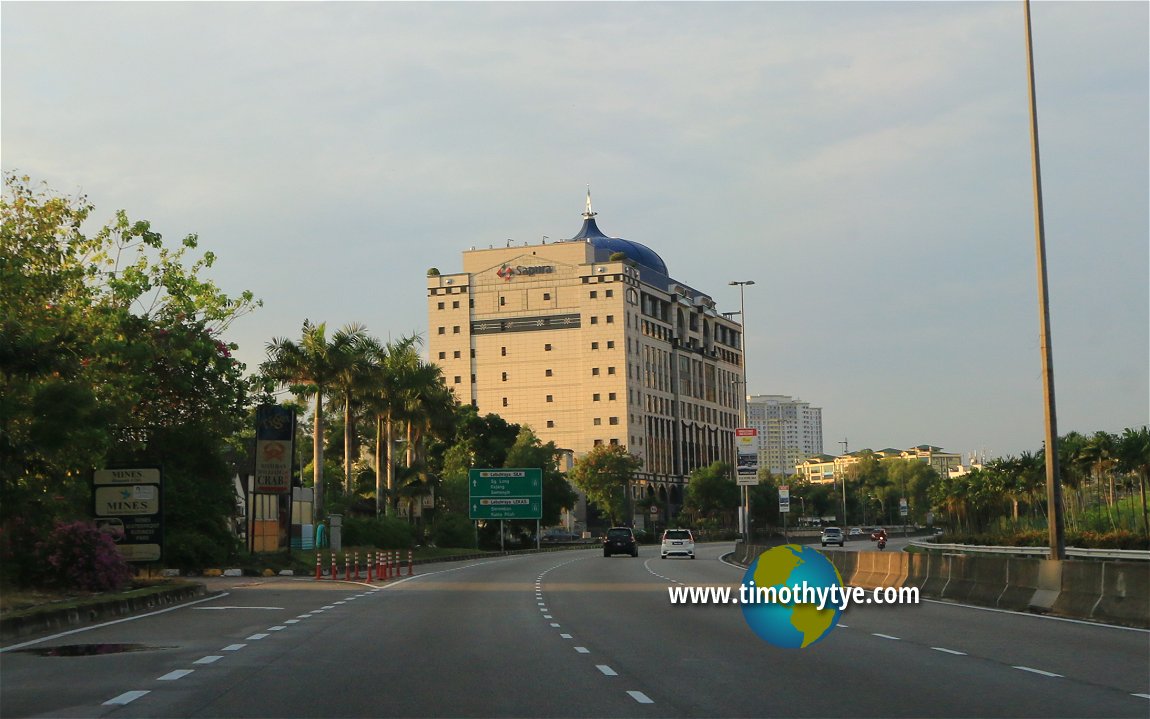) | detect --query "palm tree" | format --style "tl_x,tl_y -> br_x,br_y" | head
360,335 -> 418,516
326,324 -> 372,496
1116,427 -> 1150,537
261,320 -> 366,515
